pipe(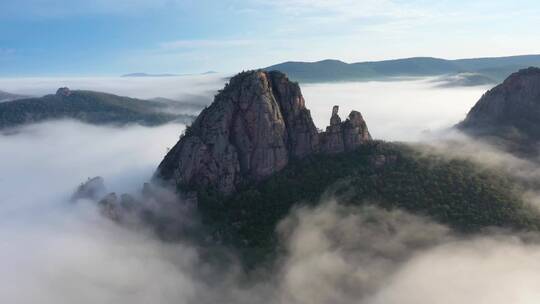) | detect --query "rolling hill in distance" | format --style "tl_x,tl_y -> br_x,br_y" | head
265,54 -> 540,84
0,90 -> 29,102
0,87 -> 199,130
